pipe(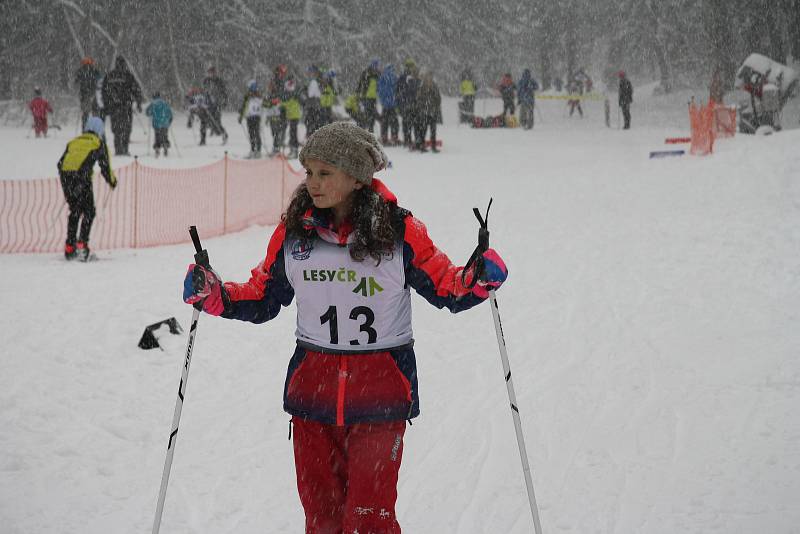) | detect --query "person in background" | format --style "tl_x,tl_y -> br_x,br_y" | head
304,65 -> 323,136
186,87 -> 211,146
57,116 -> 116,261
566,76 -> 584,118
283,73 -> 302,159
75,57 -> 101,126
319,70 -> 338,127
396,59 -> 419,148
145,91 -> 173,157
356,59 -> 381,132
517,68 -> 539,130
344,92 -> 364,128
101,56 -> 142,156
238,79 -> 264,158
498,73 -> 516,117
377,63 -> 399,145
459,68 -> 477,123
29,86 -> 53,138
181,121 -> 508,534
415,72 -> 442,153
203,66 -> 228,138
618,70 -> 633,129
267,64 -> 289,157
